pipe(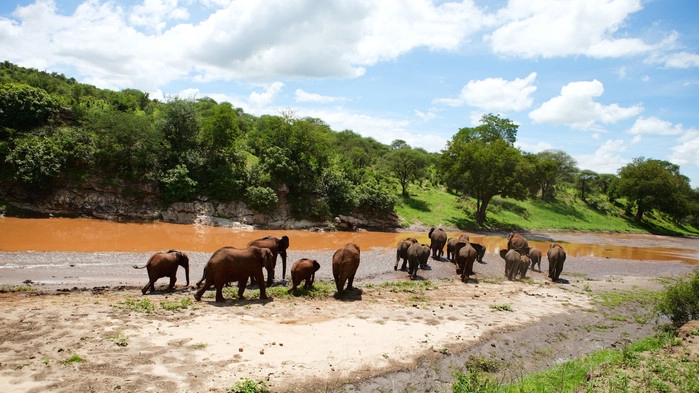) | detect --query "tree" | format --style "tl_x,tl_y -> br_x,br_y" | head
616,157 -> 694,222
535,150 -> 578,200
576,170 -> 600,201
440,116 -> 529,226
0,83 -> 59,133
384,144 -> 429,196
